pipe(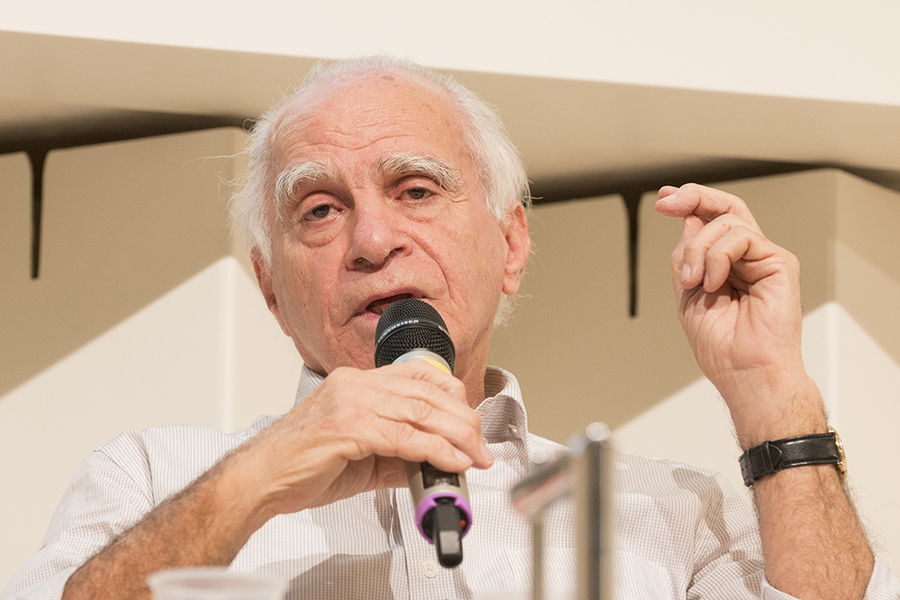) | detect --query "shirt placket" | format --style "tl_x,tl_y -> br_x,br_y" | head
394,485 -> 466,599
